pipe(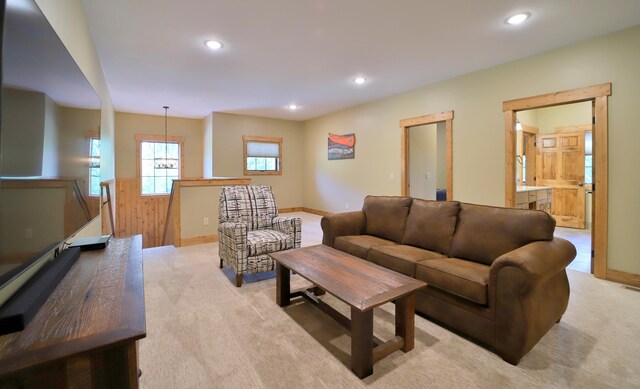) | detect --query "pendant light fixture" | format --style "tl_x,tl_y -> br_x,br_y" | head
515,119 -> 523,131
154,106 -> 178,169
